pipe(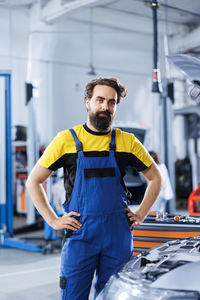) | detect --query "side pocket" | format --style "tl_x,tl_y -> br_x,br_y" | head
60,277 -> 67,299
64,215 -> 81,240
60,277 -> 67,289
